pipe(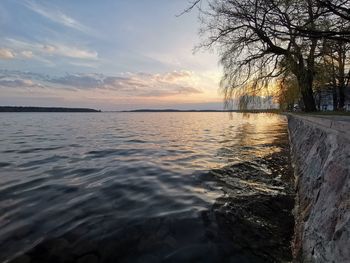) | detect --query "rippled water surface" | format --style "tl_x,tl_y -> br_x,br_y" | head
0,113 -> 294,262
